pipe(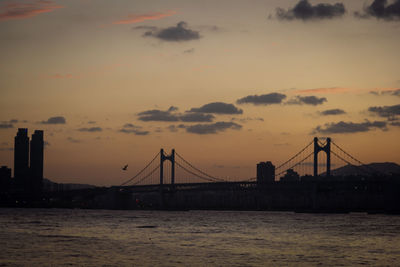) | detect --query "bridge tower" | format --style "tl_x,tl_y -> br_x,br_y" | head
314,137 -> 331,177
160,149 -> 175,185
